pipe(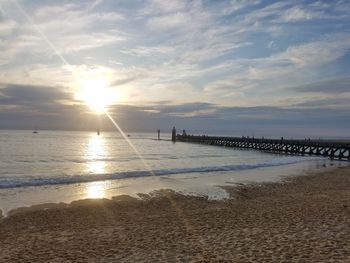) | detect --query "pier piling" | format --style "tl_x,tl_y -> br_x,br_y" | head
172,127 -> 176,142
176,134 -> 350,161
